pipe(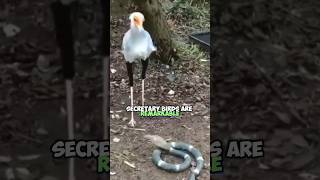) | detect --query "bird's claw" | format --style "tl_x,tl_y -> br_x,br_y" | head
128,119 -> 136,127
